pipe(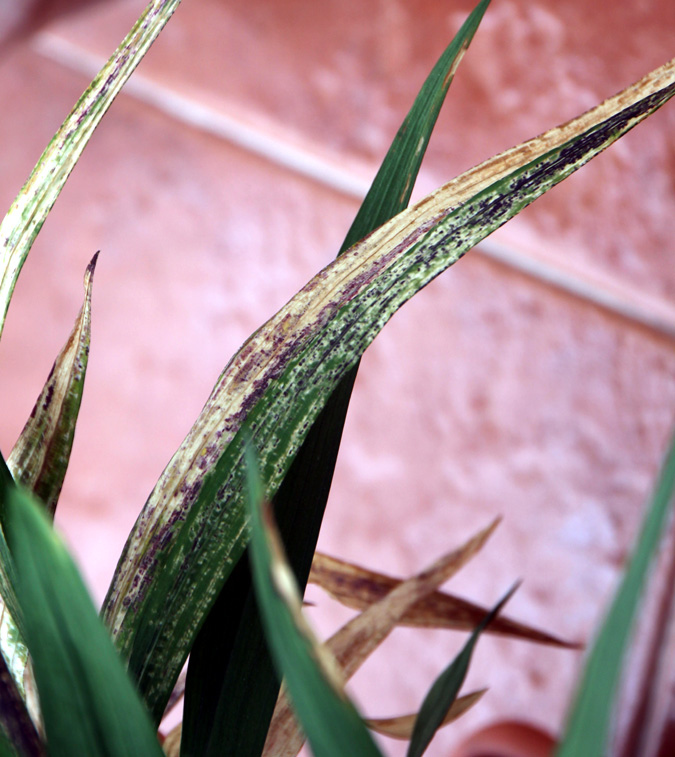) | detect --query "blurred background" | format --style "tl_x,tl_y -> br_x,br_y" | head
0,0 -> 674,754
